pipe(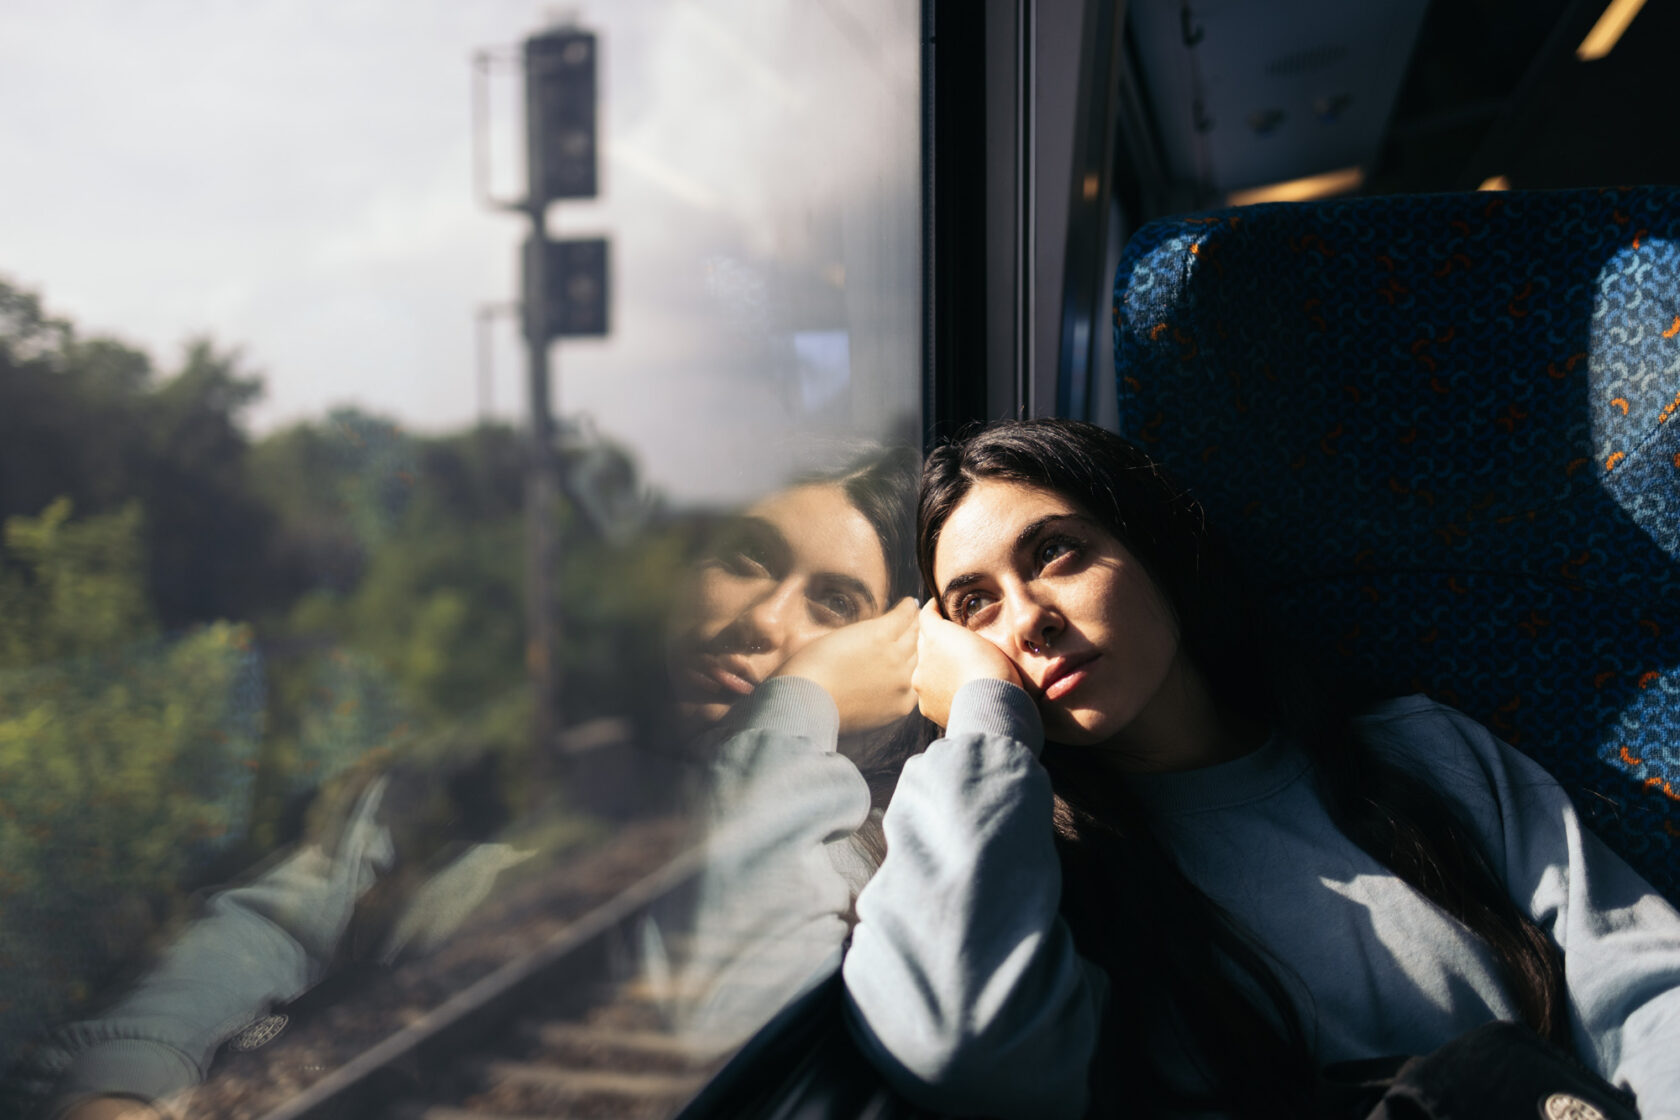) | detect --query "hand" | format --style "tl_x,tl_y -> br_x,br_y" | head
912,597 -> 1020,729
772,598 -> 919,734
